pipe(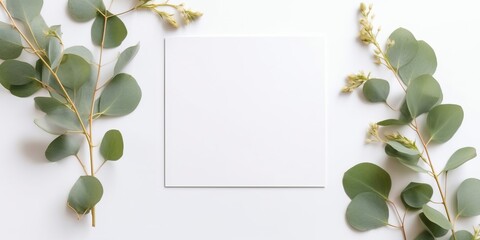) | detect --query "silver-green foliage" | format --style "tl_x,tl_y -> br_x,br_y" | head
343,3 -> 479,239
0,0 -> 201,226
